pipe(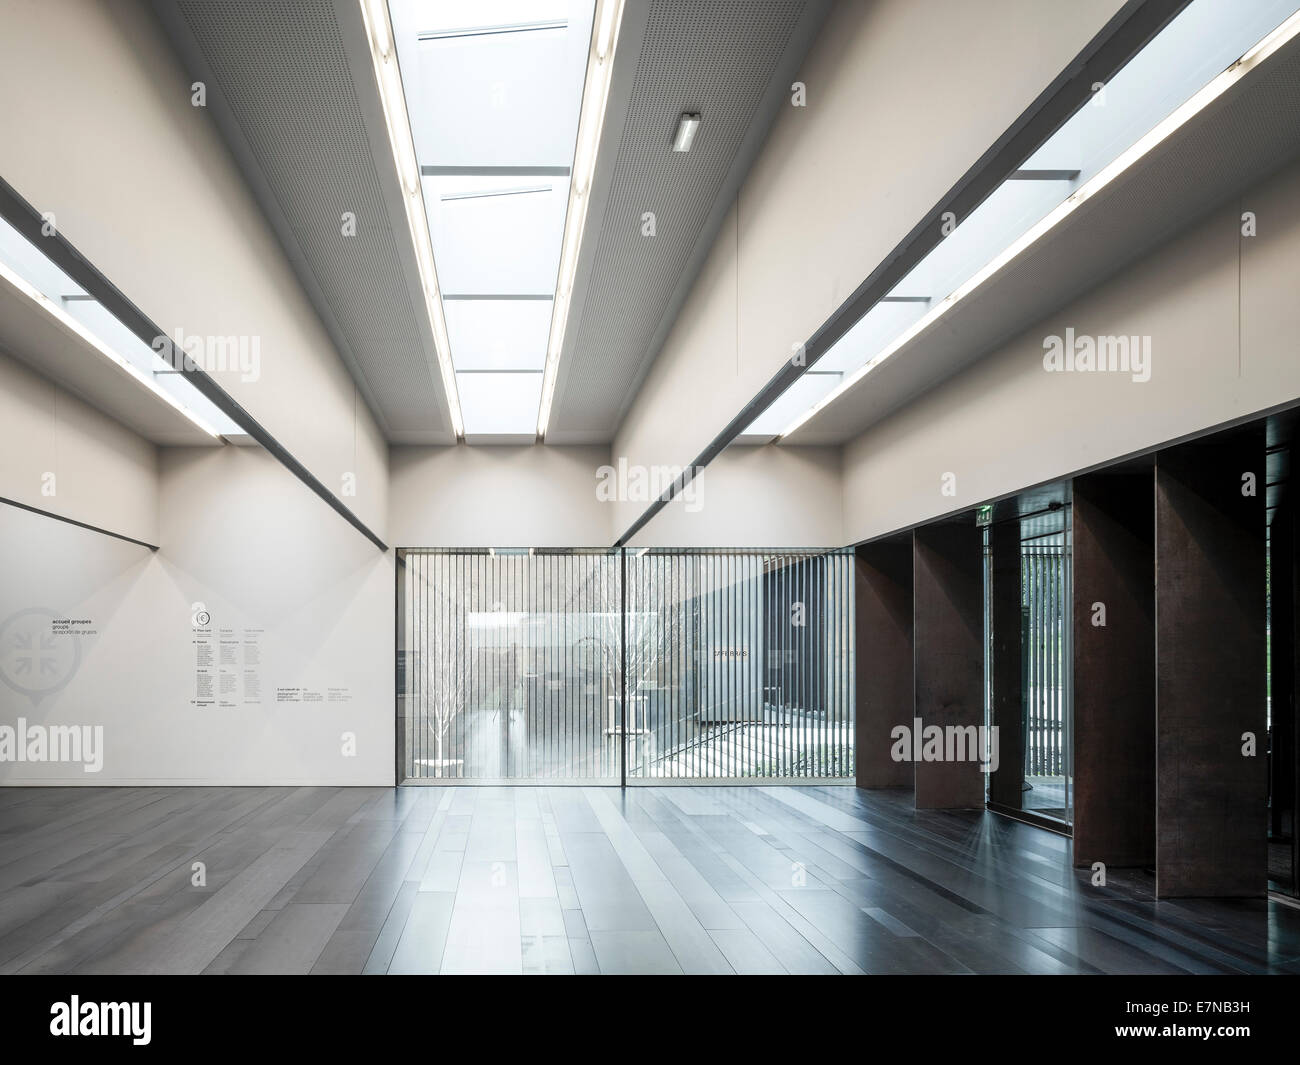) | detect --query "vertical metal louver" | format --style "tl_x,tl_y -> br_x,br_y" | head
398,546 -> 854,783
